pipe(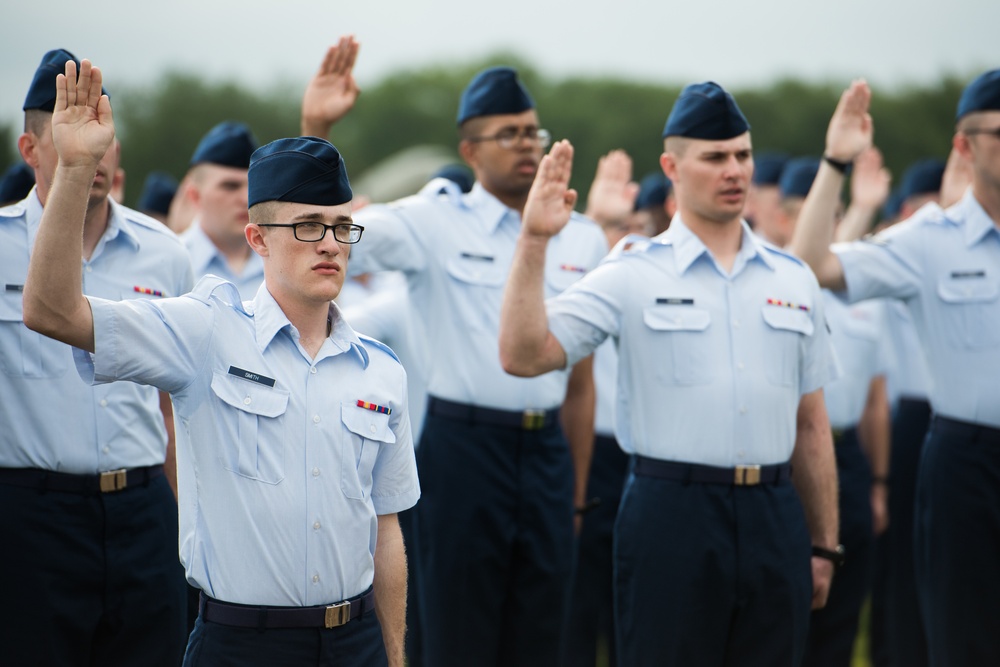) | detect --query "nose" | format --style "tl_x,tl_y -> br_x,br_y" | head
315,227 -> 342,255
